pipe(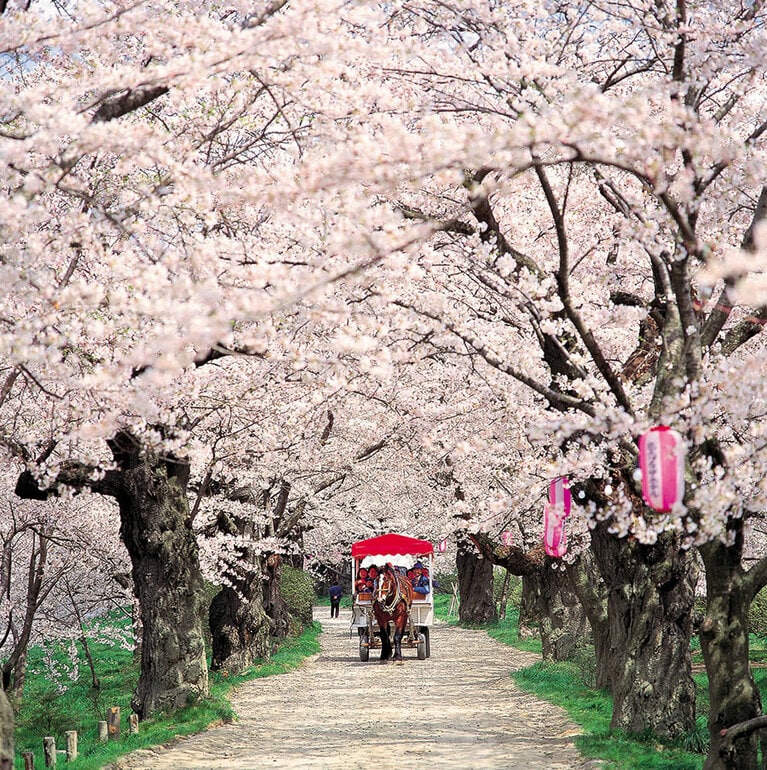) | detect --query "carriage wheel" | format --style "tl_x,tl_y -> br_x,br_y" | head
420,626 -> 431,658
416,632 -> 427,660
359,635 -> 370,662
